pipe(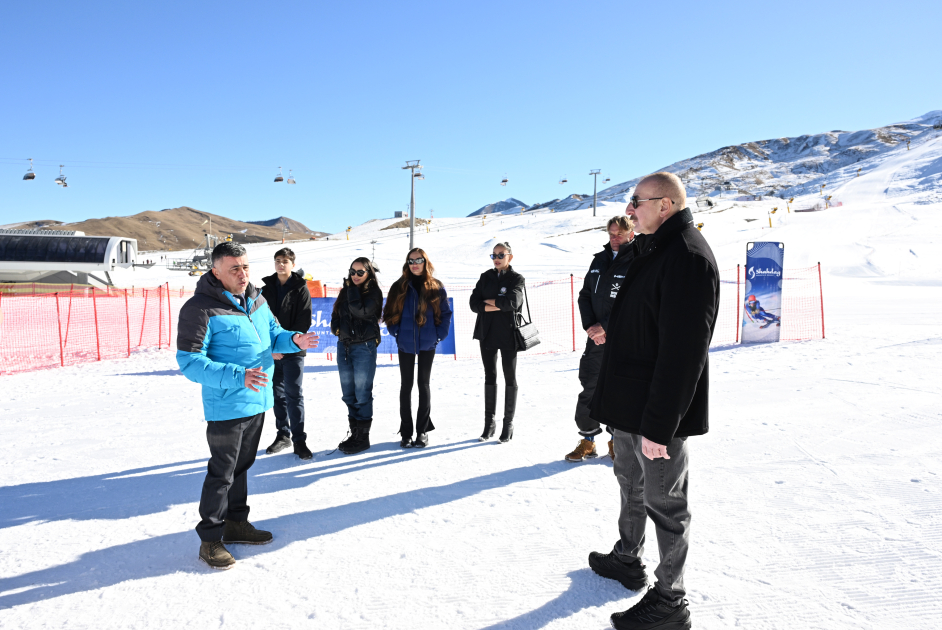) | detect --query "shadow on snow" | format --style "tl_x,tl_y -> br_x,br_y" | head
0,458 -> 578,610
